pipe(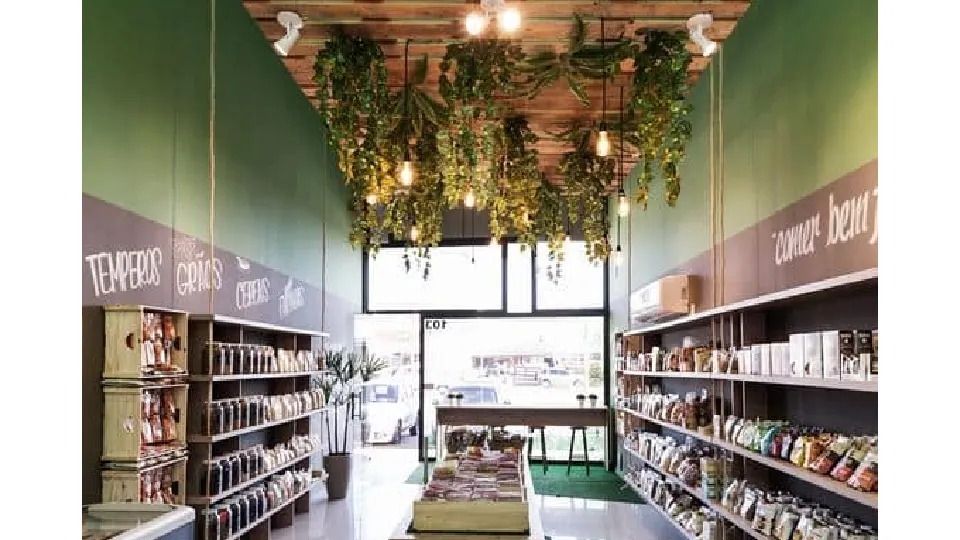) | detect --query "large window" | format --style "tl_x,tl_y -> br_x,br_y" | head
423,316 -> 606,460
536,241 -> 605,310
367,246 -> 503,311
